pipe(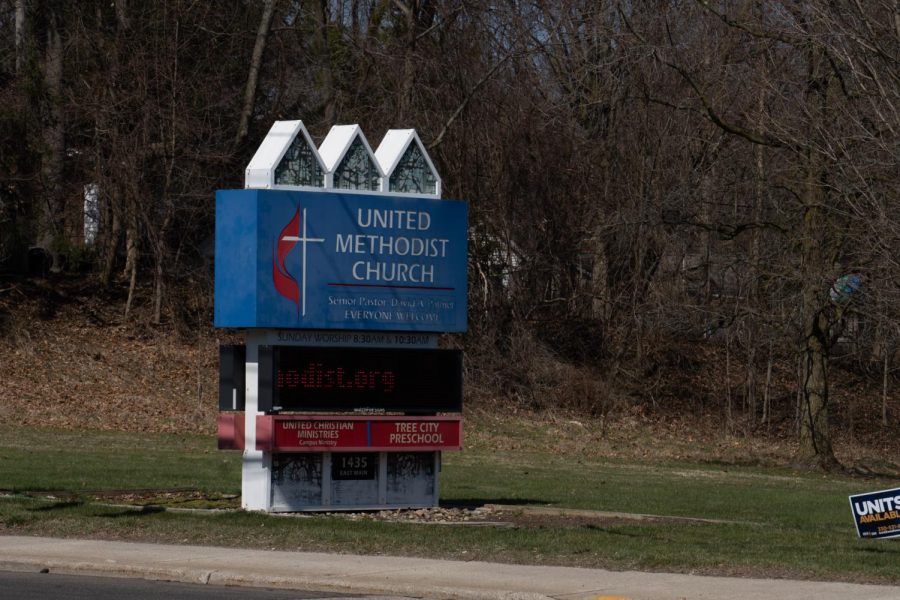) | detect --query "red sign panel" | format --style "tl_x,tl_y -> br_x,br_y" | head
257,415 -> 462,452
370,420 -> 461,448
217,413 -> 245,450
273,419 -> 369,450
